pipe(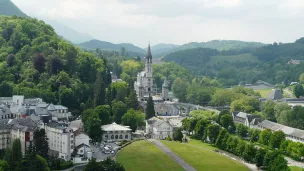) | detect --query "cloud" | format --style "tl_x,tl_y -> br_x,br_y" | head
11,0 -> 304,47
